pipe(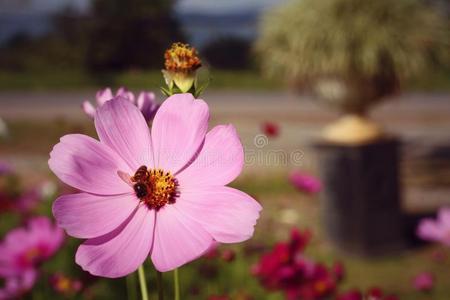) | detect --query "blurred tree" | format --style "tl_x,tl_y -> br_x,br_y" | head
257,0 -> 449,144
257,0 -> 449,114
85,0 -> 184,71
202,37 -> 252,70
0,7 -> 90,71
